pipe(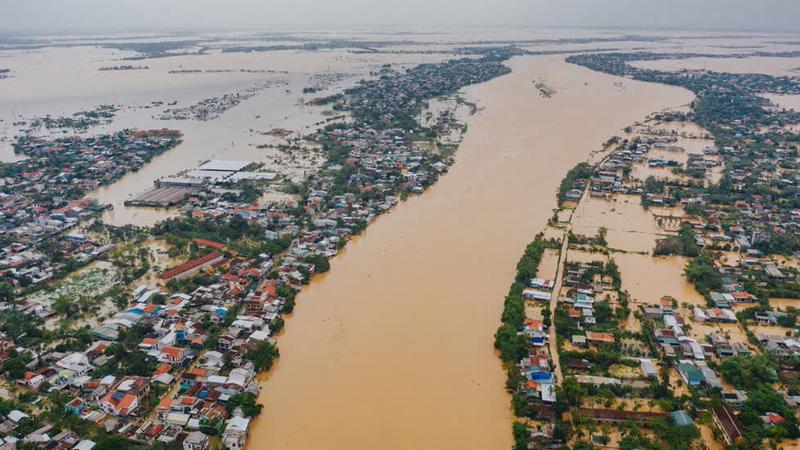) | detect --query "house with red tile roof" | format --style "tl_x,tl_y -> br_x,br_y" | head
586,332 -> 616,345
158,346 -> 190,365
159,253 -> 224,281
101,391 -> 139,417
192,238 -> 230,253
